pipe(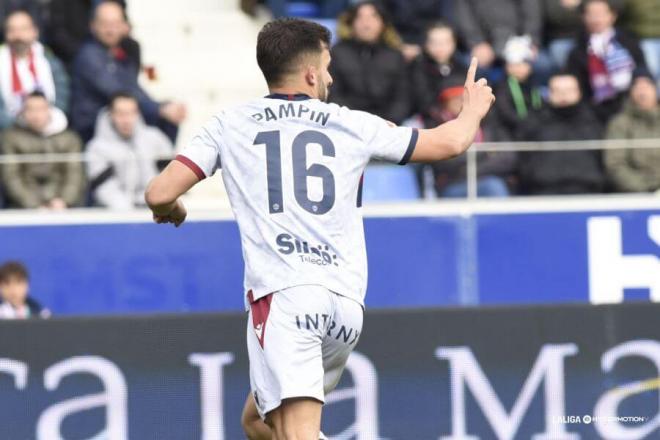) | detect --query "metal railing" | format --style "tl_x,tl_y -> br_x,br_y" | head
0,153 -> 174,165
0,139 -> 657,202
466,139 -> 660,199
